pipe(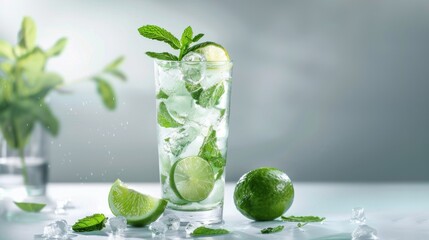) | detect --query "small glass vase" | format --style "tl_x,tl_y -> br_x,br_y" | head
0,126 -> 48,197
